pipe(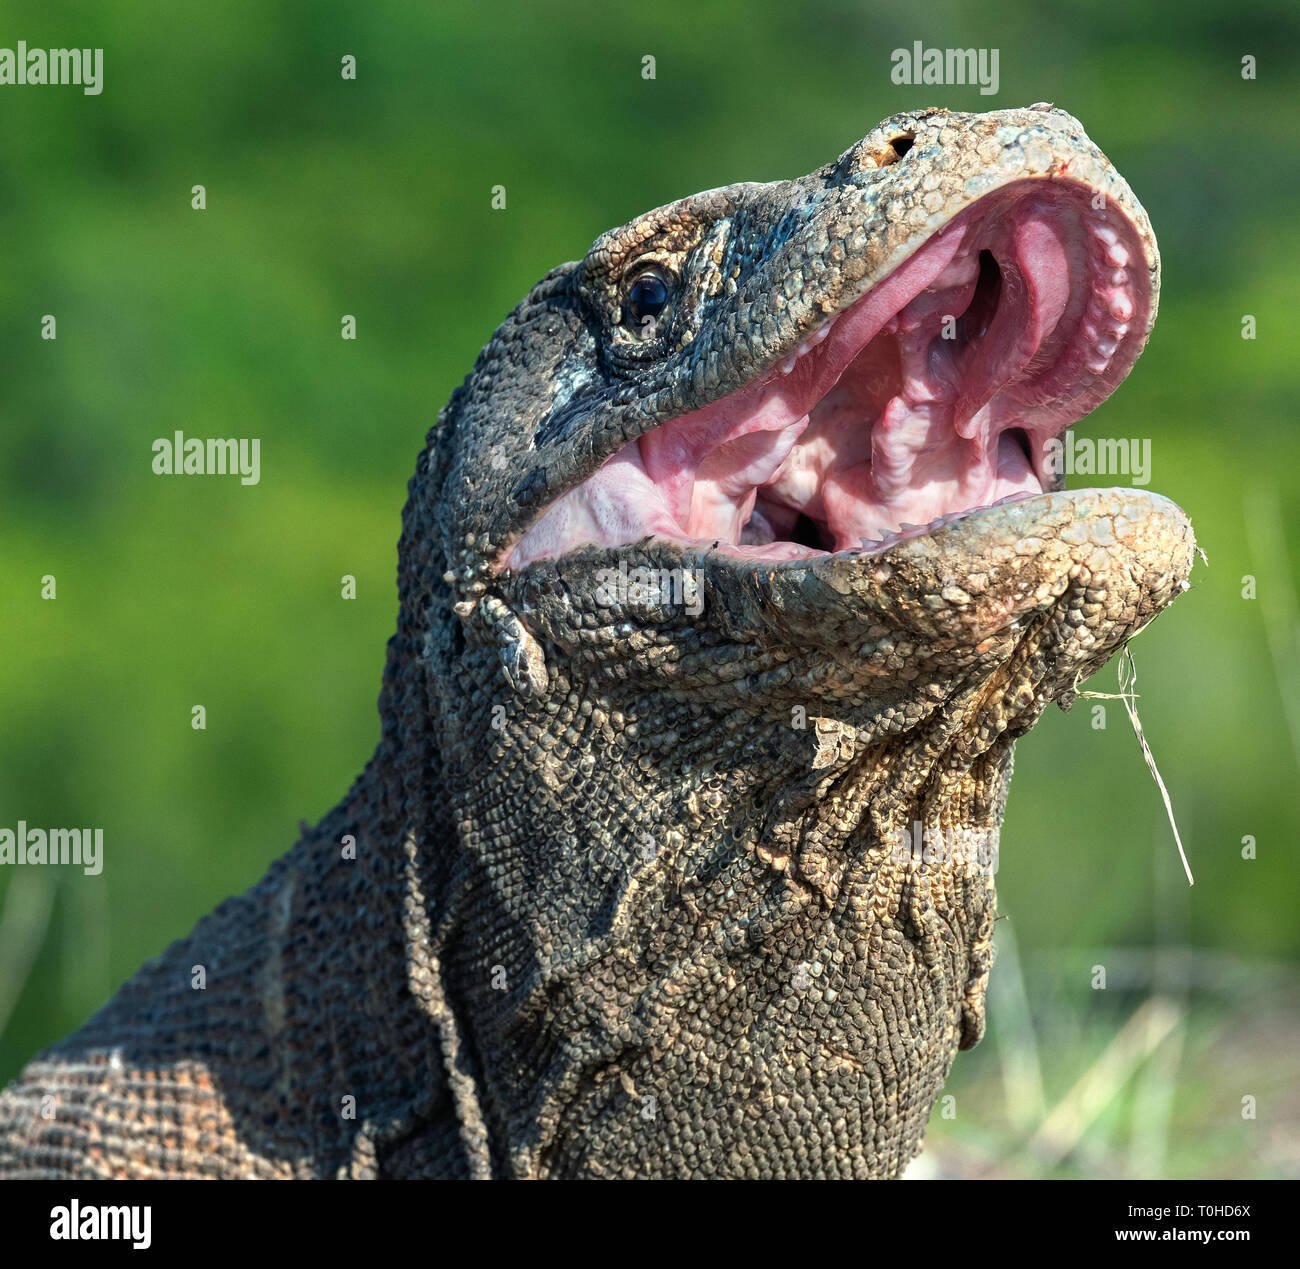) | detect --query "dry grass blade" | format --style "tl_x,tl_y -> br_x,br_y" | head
1081,646 -> 1194,886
